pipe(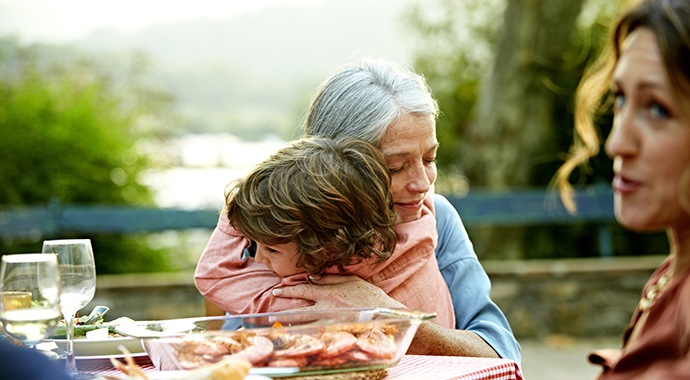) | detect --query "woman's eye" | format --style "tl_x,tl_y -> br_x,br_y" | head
424,158 -> 437,165
389,167 -> 403,175
650,103 -> 669,119
613,93 -> 625,111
